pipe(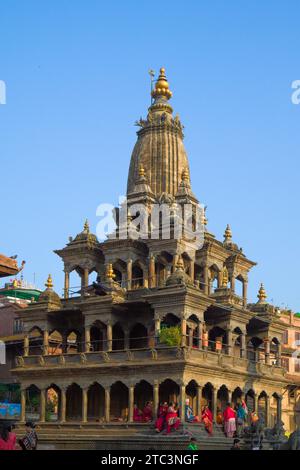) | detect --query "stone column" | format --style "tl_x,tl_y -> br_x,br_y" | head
217,270 -> 223,289
228,390 -> 233,405
64,269 -> 70,299
127,258 -> 132,290
129,385 -> 135,423
124,329 -> 130,350
153,381 -> 159,417
23,335 -> 29,357
198,322 -> 203,349
180,384 -> 186,421
105,387 -> 110,423
82,388 -> 88,423
181,319 -> 187,347
83,268 -> 89,289
243,280 -> 248,307
277,395 -> 282,424
154,318 -> 161,346
264,338 -> 271,365
60,388 -> 66,423
276,343 -> 282,366
107,323 -> 112,352
230,274 -> 235,292
149,255 -> 156,287
84,327 -> 91,353
227,329 -> 233,355
189,259 -> 194,283
212,387 -> 218,422
266,395 -> 270,427
43,330 -> 49,356
196,385 -> 202,419
240,333 -> 246,358
202,329 -> 208,351
254,393 -> 258,412
40,388 -> 46,423
204,265 -> 209,295
20,388 -> 26,423
188,327 -> 194,348
143,267 -> 149,288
